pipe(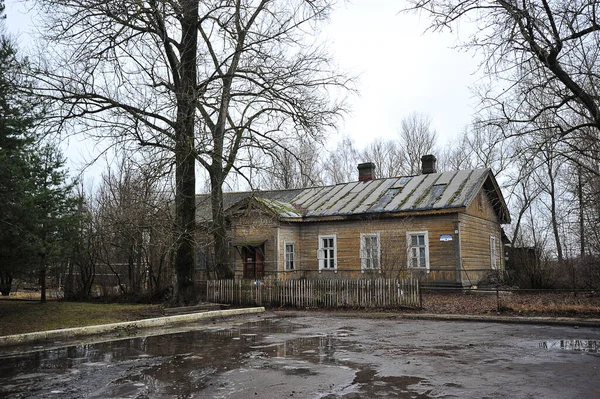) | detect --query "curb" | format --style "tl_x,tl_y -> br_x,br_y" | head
396,313 -> 600,327
0,307 -> 265,348
271,310 -> 600,327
